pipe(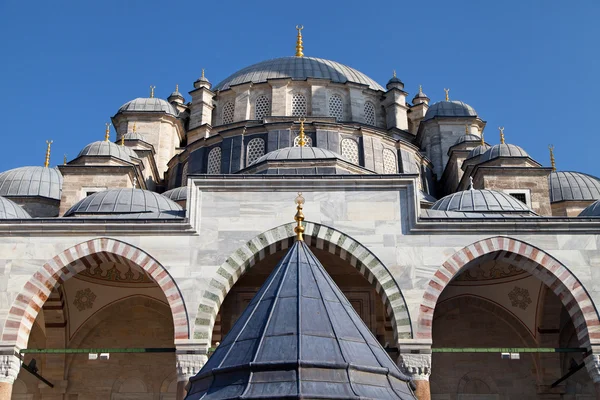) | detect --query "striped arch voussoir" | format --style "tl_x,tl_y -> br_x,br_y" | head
2,238 -> 189,349
417,236 -> 600,348
194,222 -> 412,343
